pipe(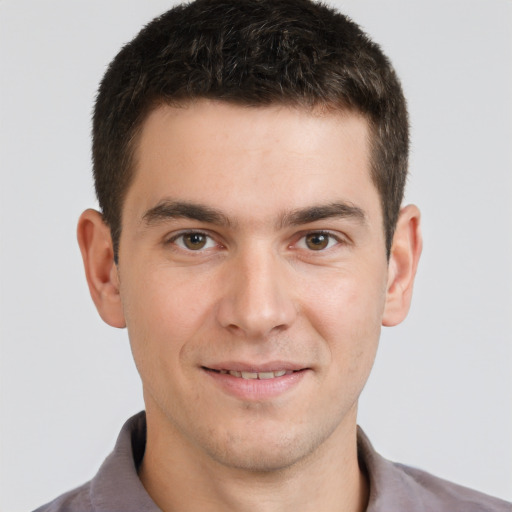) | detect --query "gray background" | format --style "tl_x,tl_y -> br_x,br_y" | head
1,1 -> 511,511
